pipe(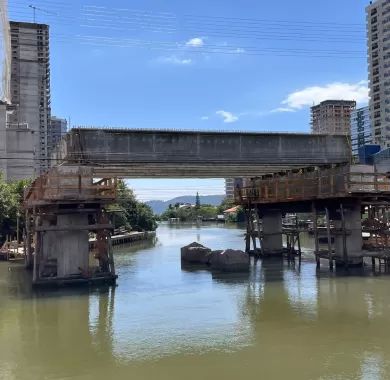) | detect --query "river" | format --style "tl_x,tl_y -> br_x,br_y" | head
1,223 -> 390,380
